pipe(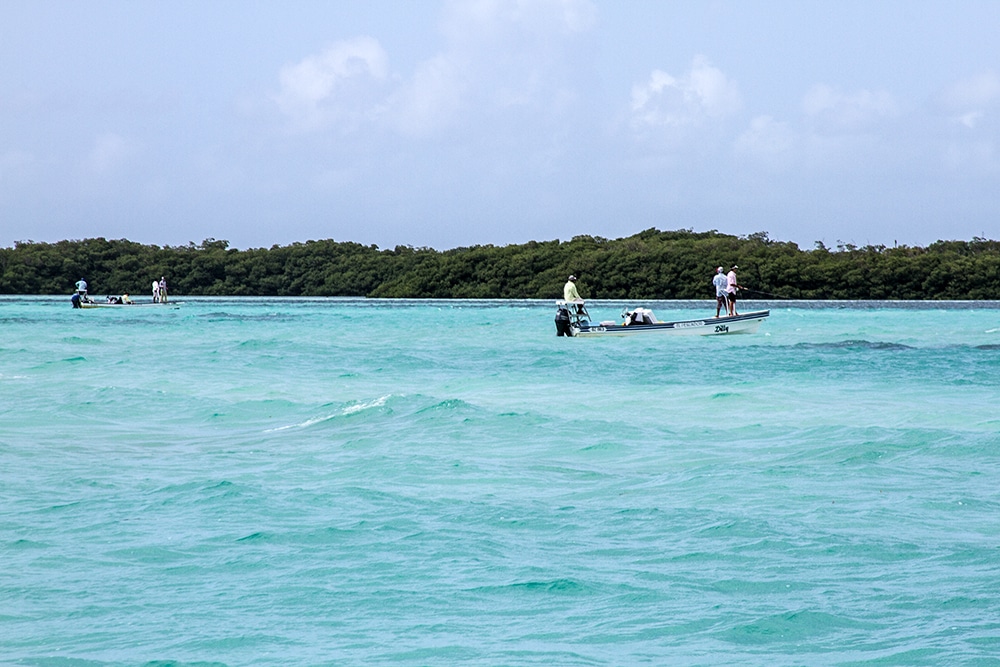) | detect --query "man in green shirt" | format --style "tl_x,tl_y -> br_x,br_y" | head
563,275 -> 582,302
